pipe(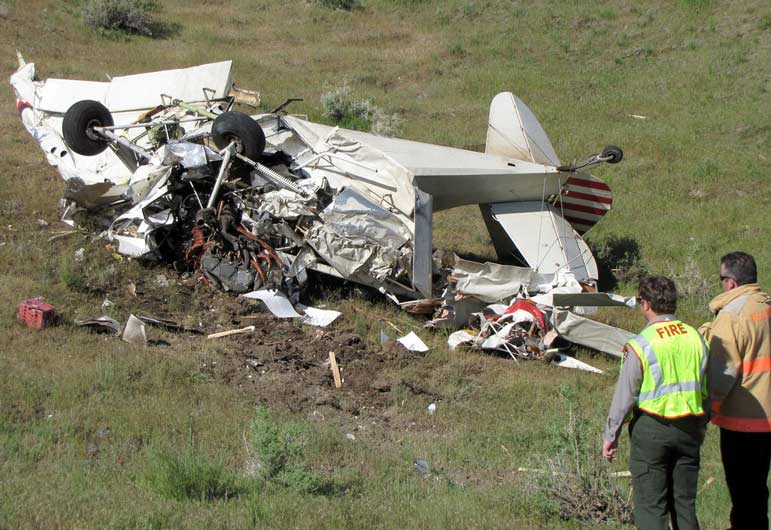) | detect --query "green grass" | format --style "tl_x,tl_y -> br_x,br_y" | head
1,0 -> 770,527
